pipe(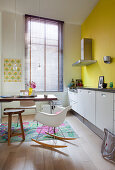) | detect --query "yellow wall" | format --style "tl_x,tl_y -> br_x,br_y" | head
81,0 -> 115,88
